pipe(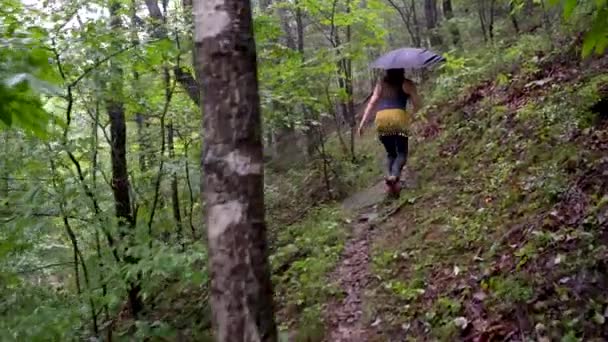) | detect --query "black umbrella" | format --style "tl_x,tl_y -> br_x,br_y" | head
370,47 -> 445,70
